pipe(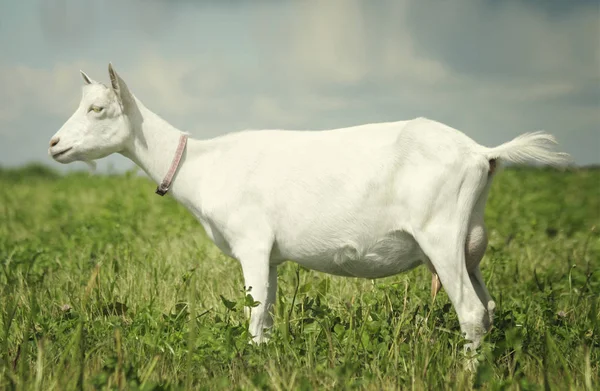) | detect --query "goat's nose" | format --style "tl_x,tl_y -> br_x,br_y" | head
49,137 -> 60,147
